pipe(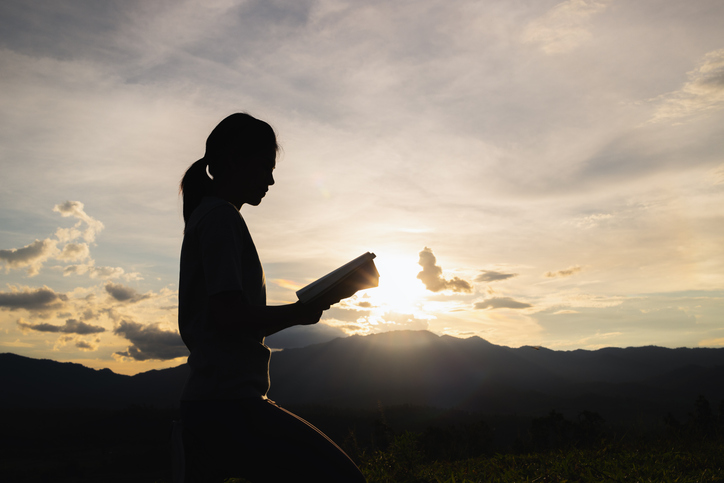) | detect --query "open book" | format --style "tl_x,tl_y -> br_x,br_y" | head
296,252 -> 379,307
